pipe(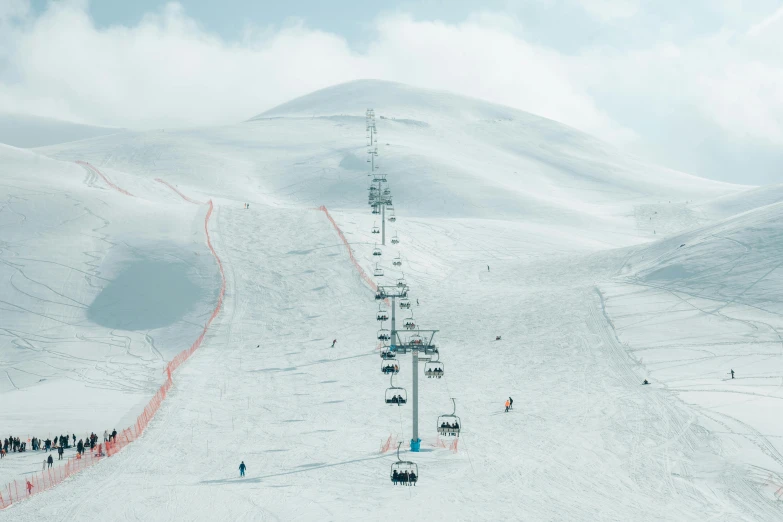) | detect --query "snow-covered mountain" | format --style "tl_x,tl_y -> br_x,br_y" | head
2,81 -> 782,520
